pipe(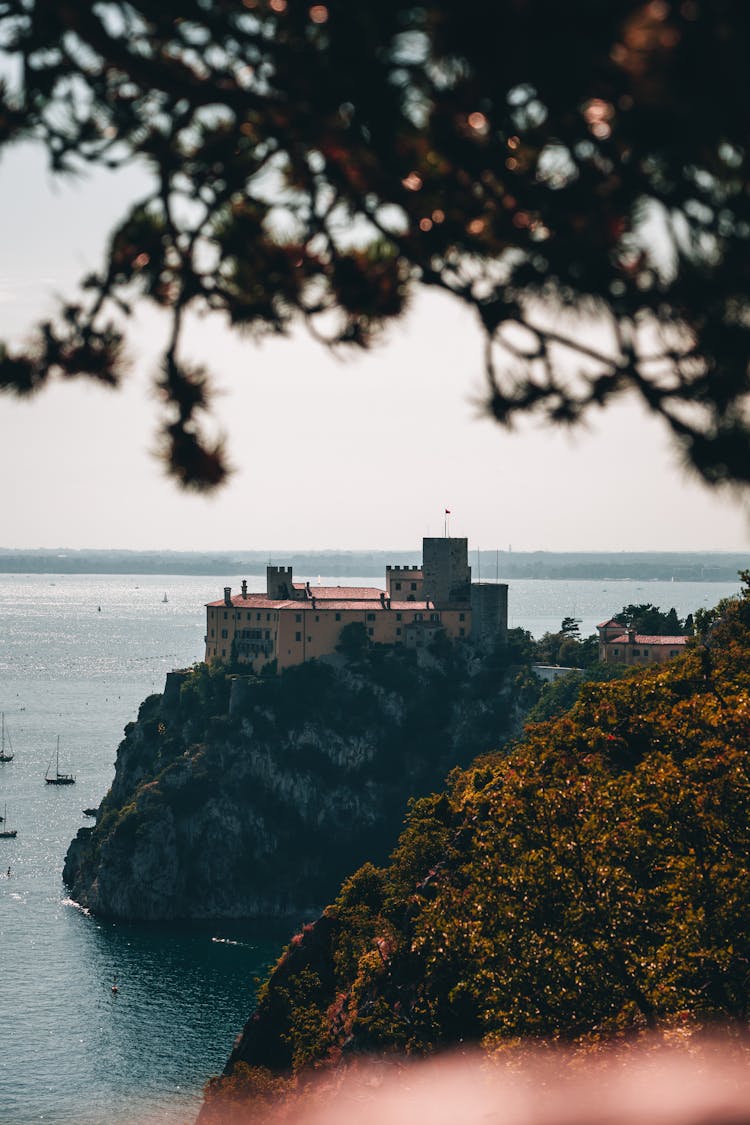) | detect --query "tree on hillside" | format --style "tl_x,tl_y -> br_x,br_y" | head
212,583 -> 750,1086
532,619 -> 598,668
560,617 -> 581,639
2,3 -> 750,487
613,602 -> 691,635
